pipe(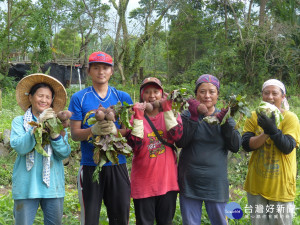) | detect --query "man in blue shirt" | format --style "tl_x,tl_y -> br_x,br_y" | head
68,51 -> 133,225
